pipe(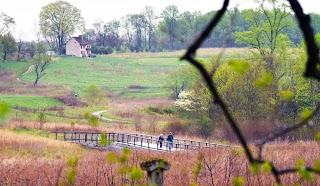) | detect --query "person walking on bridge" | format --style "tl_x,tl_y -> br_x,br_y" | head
158,134 -> 164,148
167,132 -> 174,150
